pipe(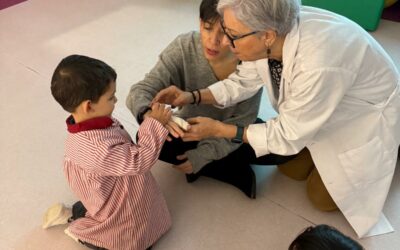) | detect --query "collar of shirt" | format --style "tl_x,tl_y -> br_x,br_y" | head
66,115 -> 113,133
